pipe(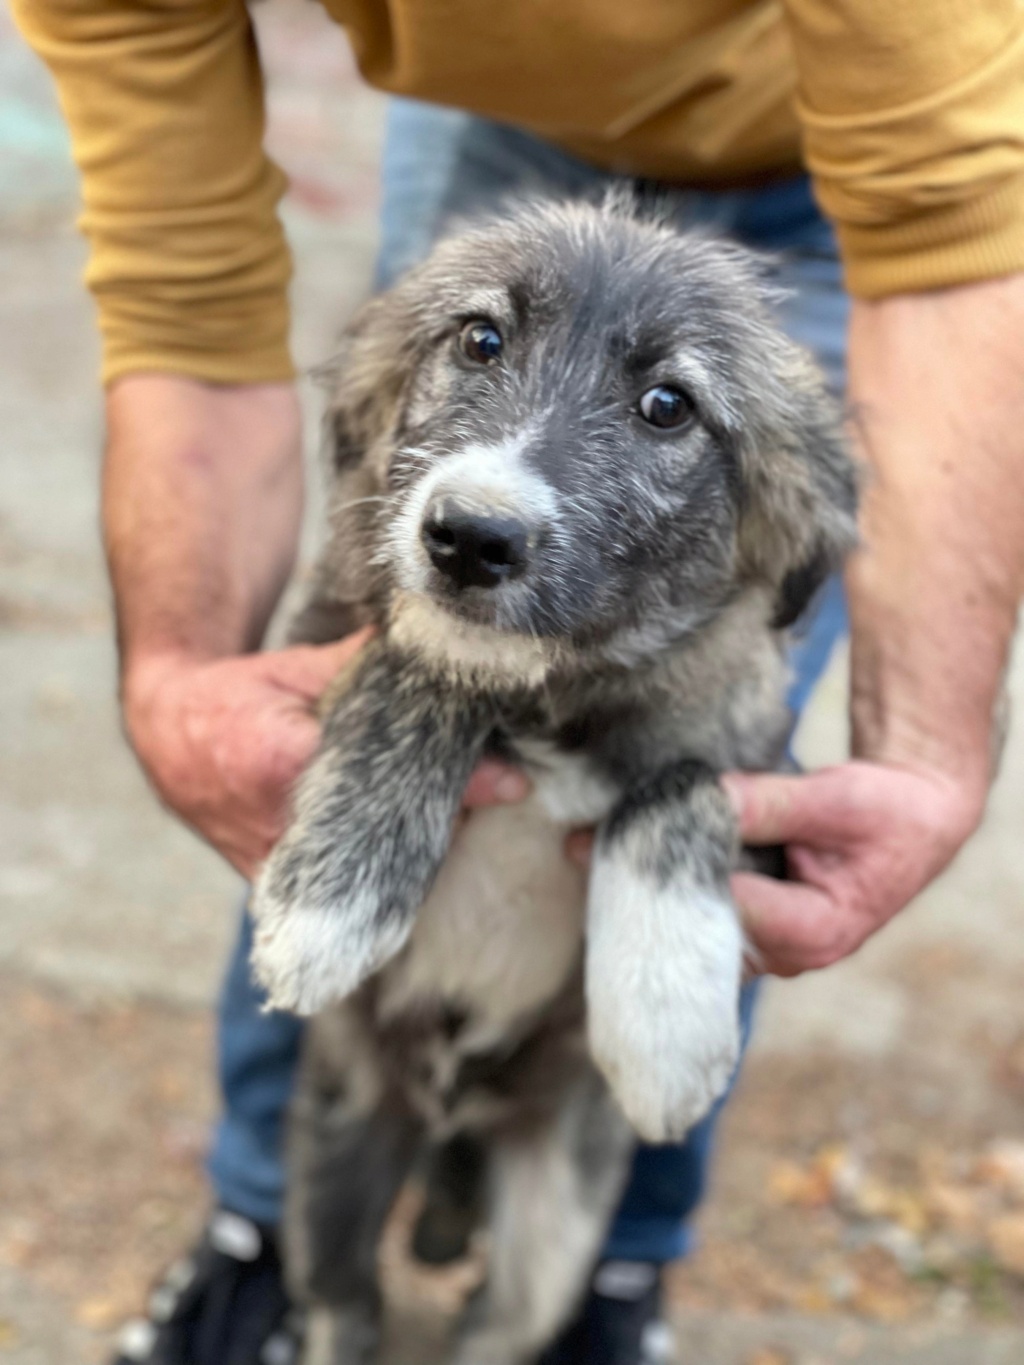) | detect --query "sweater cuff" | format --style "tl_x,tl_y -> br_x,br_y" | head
98,293 -> 296,387
829,173 -> 1024,298
102,340 -> 296,388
